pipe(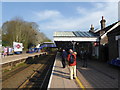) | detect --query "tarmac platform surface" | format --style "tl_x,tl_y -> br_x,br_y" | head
48,52 -> 119,89
48,52 -> 79,89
